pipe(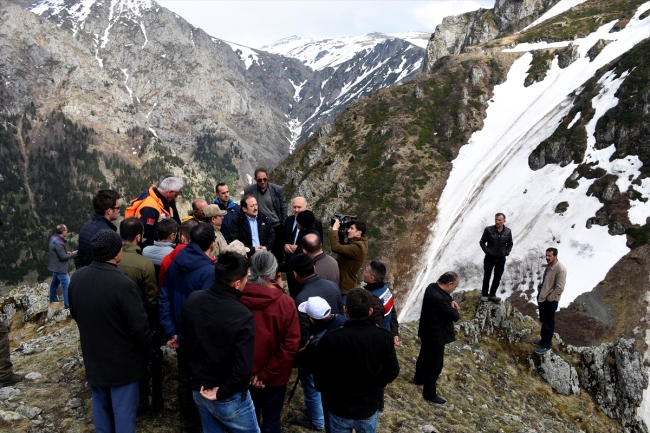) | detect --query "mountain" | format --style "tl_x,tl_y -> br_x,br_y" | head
274,0 -> 650,426
0,0 -> 427,284
260,32 -> 427,148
